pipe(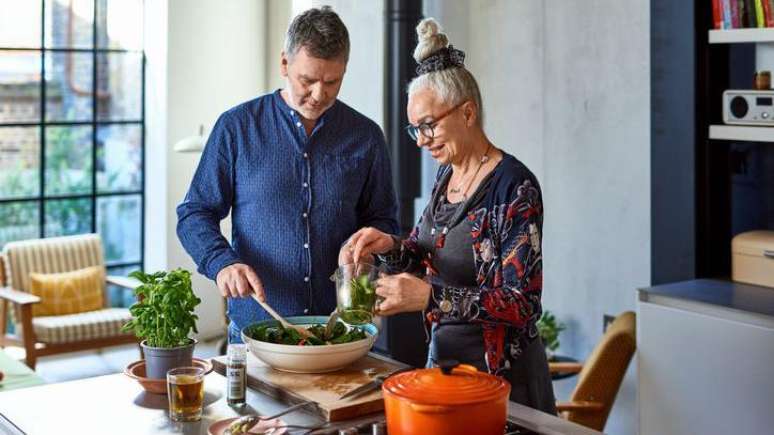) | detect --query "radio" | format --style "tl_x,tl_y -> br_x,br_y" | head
723,90 -> 774,125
